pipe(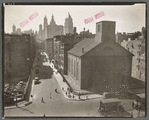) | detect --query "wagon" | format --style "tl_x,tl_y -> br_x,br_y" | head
99,98 -> 121,112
